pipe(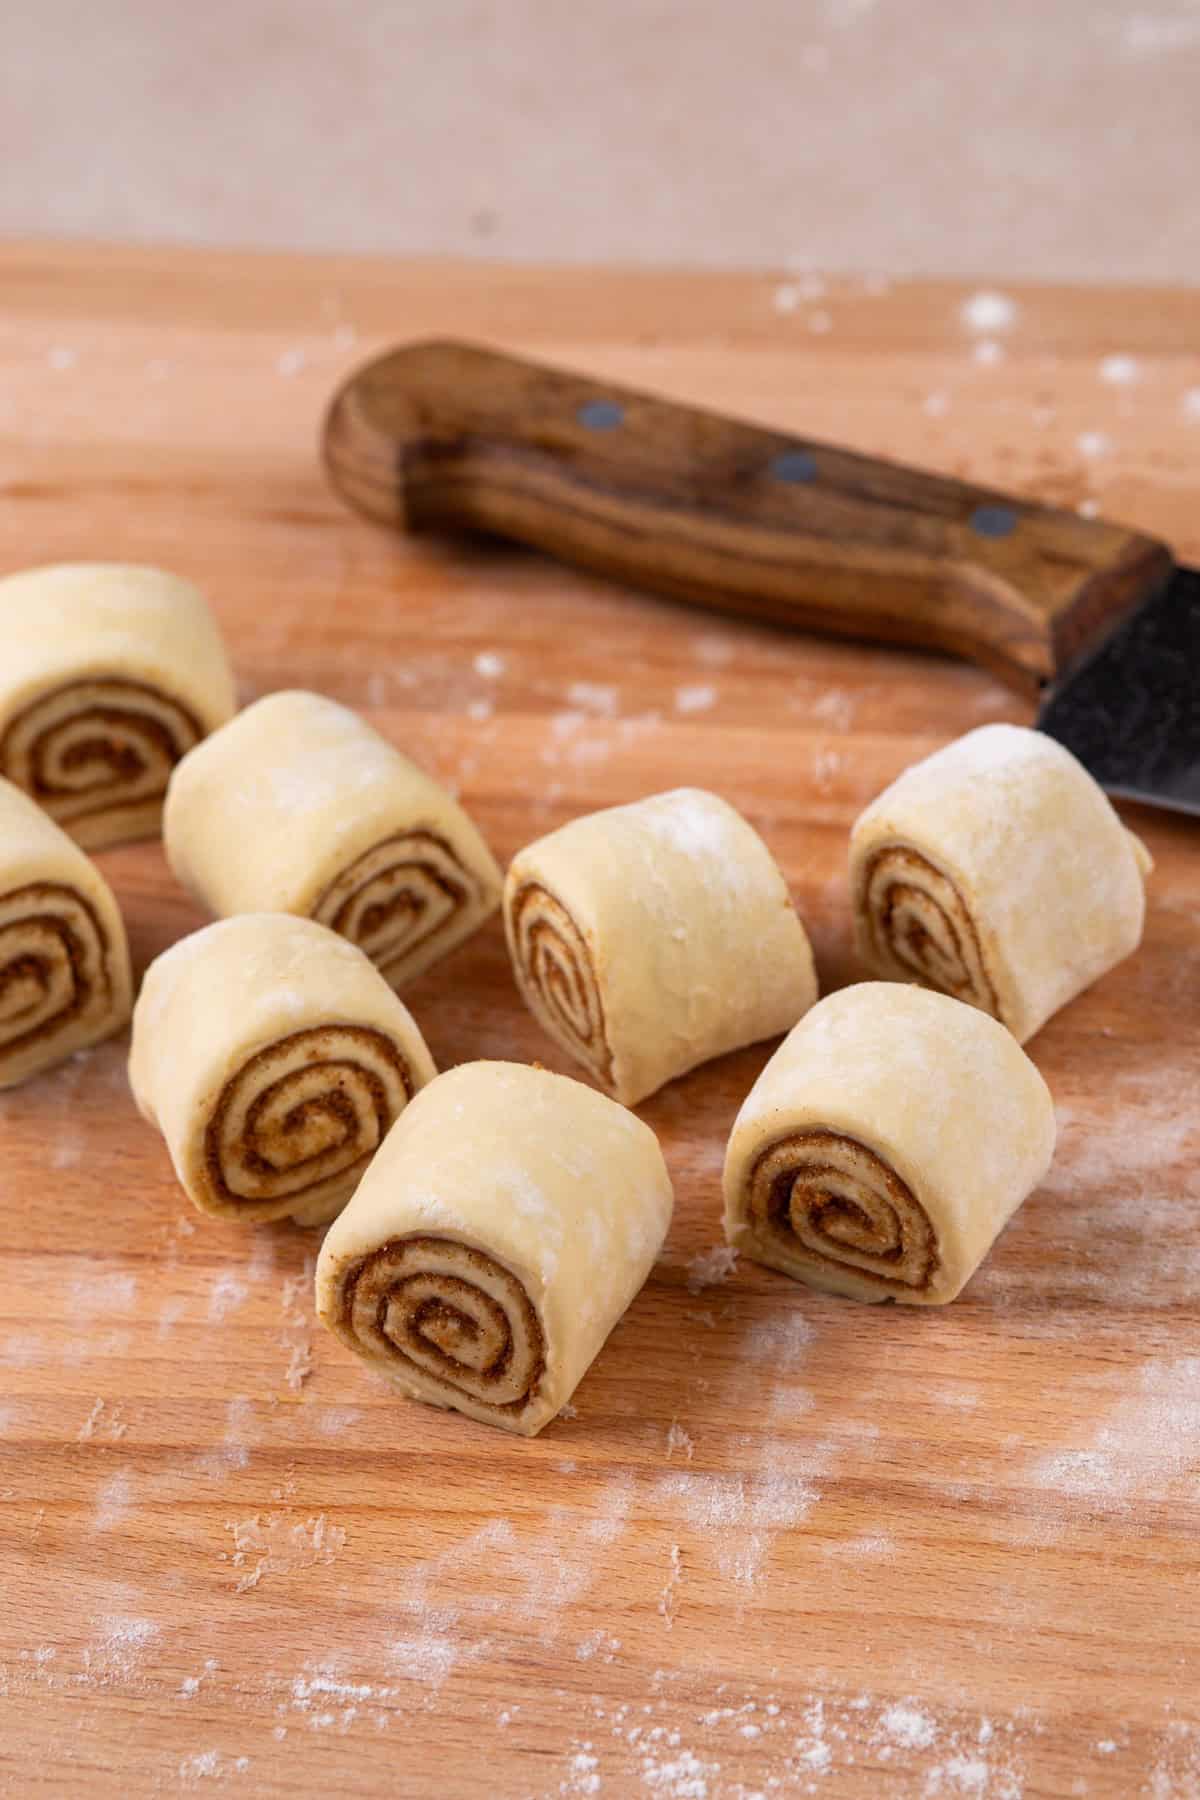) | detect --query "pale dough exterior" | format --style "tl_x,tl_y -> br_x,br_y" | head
0,776 -> 132,1087
130,913 -> 437,1225
164,690 -> 503,989
0,563 -> 236,848
849,723 -> 1150,1044
316,1060 -> 674,1435
504,787 -> 818,1106
724,982 -> 1056,1305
